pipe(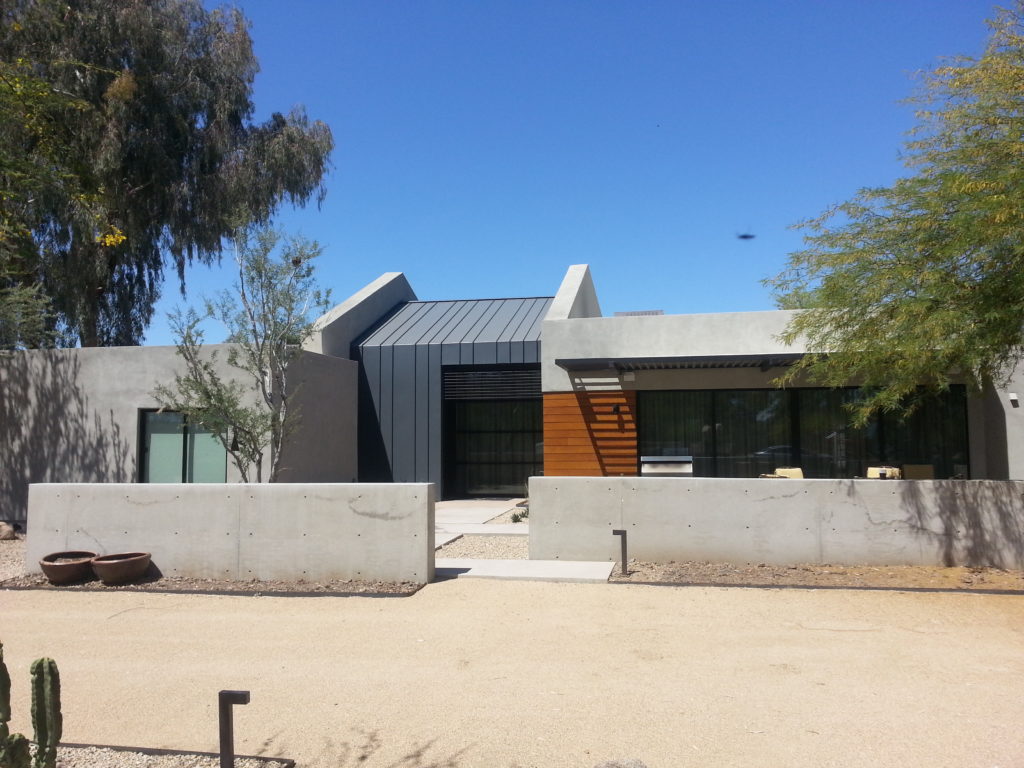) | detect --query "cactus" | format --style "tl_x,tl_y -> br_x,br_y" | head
2,735 -> 27,768
0,641 -> 15,768
29,660 -> 59,768
0,645 -> 62,768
